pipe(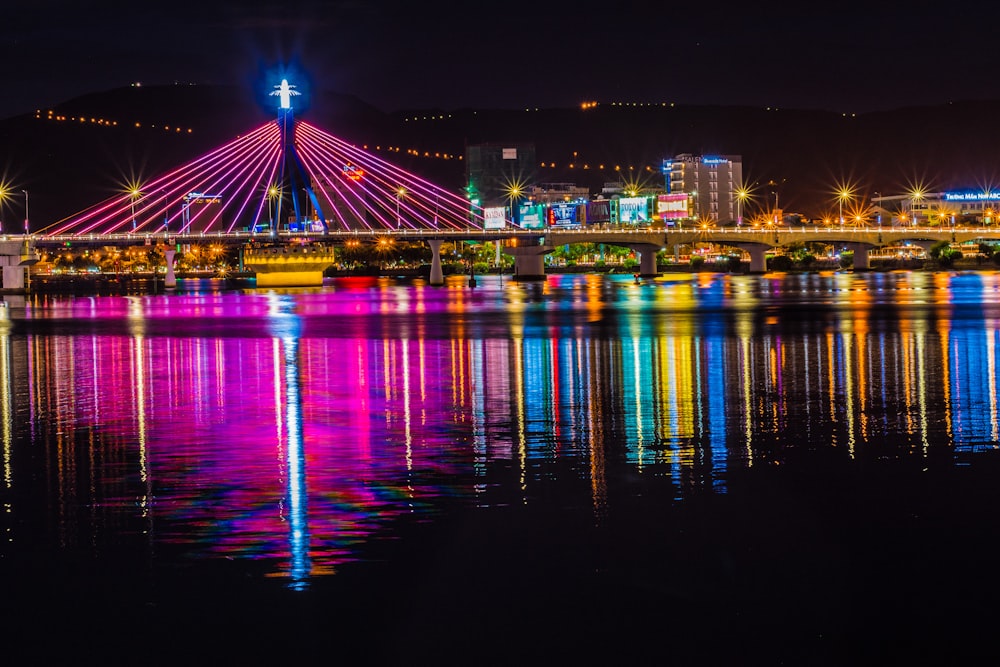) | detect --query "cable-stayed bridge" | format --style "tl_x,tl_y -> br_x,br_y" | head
40,91 -> 486,237
3,79 -> 1000,290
